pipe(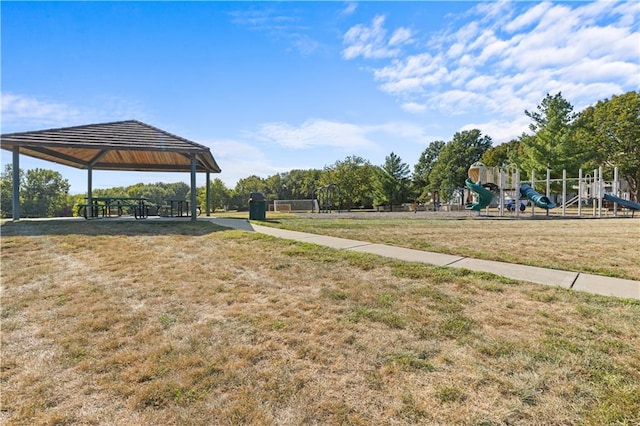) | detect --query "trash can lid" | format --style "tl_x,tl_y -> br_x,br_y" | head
249,192 -> 265,201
